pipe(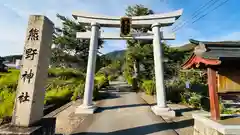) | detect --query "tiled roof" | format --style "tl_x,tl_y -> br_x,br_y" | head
189,39 -> 240,59
182,39 -> 240,69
